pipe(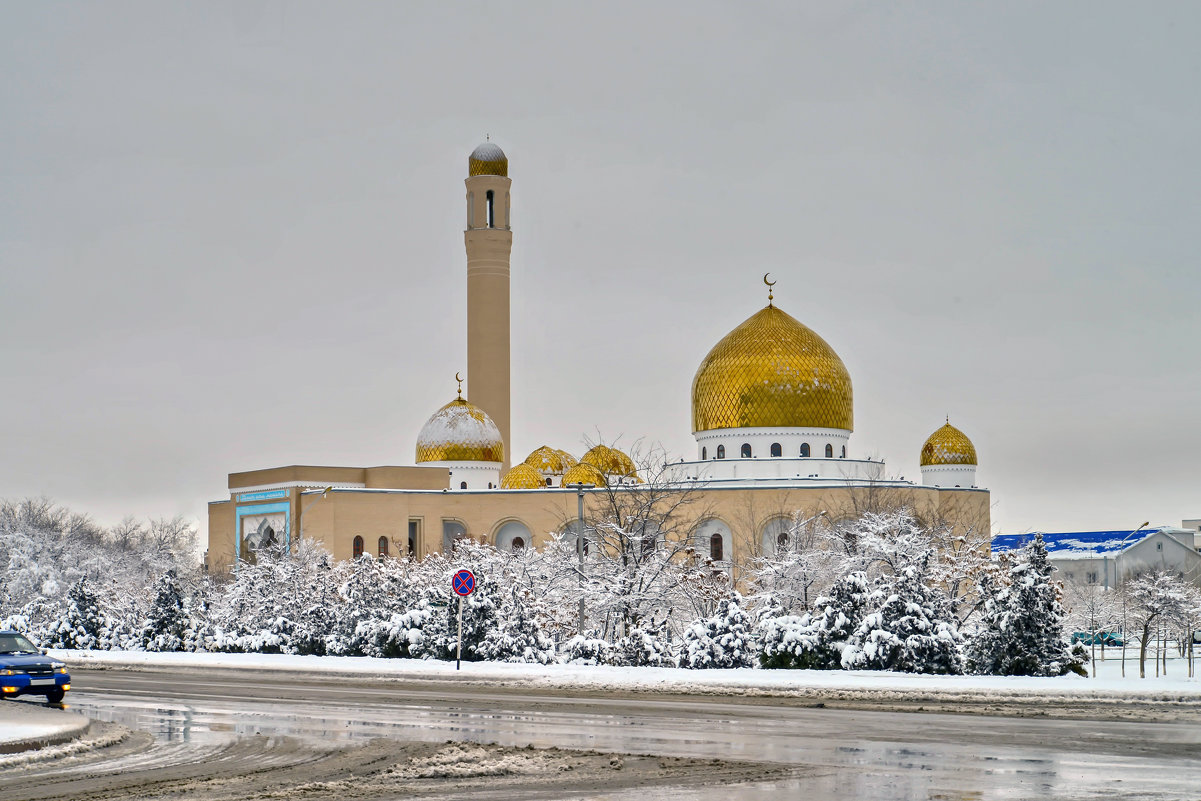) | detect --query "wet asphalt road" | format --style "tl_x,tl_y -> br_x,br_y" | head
48,666 -> 1201,799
